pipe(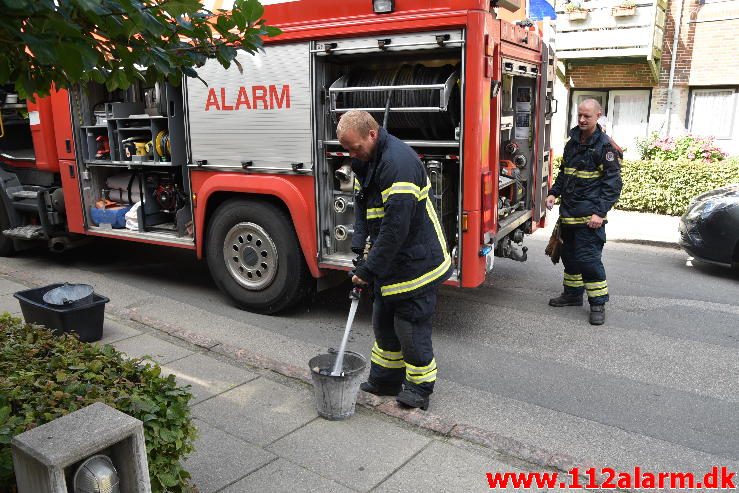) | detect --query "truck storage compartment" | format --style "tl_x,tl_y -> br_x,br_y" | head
313,30 -> 464,273
70,81 -> 193,242
83,167 -> 191,236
